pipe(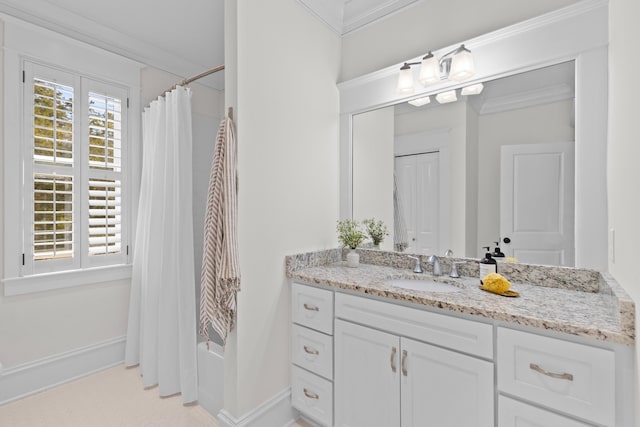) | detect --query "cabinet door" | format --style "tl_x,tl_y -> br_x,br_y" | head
401,337 -> 494,427
334,319 -> 400,427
